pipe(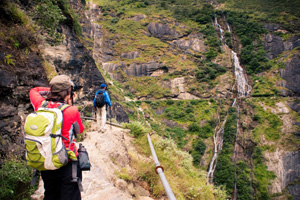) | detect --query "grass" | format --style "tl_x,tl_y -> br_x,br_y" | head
224,0 -> 300,32
252,101 -> 282,142
132,134 -> 228,200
